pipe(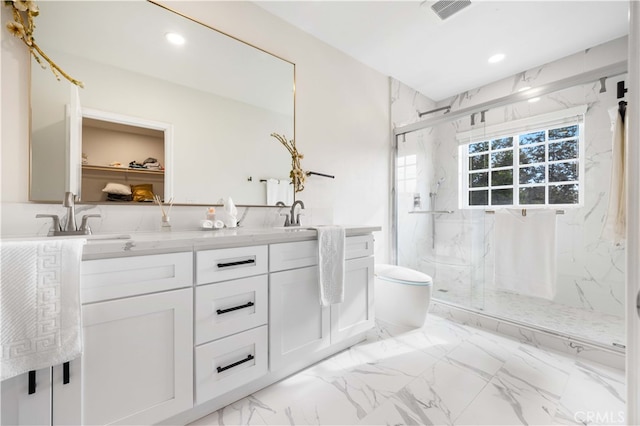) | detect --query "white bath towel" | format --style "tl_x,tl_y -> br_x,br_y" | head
312,226 -> 345,306
602,106 -> 626,244
266,178 -> 293,206
1,238 -> 85,380
494,210 -> 556,300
